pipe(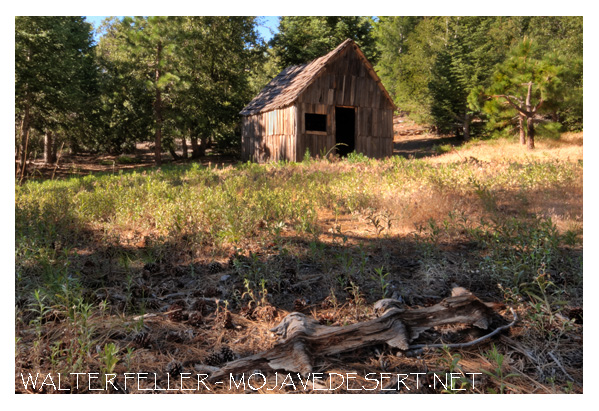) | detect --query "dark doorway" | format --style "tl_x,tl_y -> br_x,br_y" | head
335,107 -> 355,157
